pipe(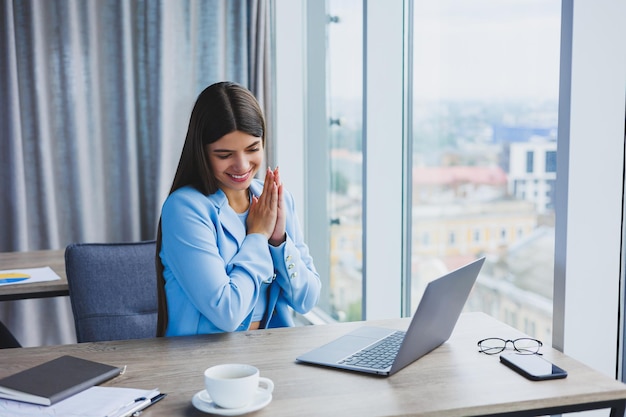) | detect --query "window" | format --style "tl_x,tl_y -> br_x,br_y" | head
545,150 -> 557,173
473,229 -> 481,243
326,0 -> 364,322
274,0 -> 626,378
410,0 -> 560,340
526,151 -> 535,173
304,0 -> 560,331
